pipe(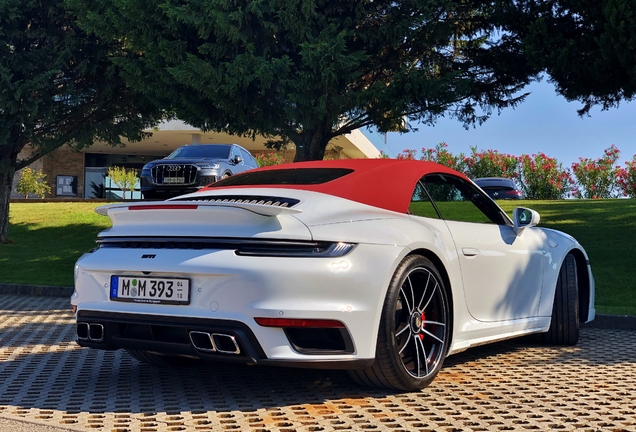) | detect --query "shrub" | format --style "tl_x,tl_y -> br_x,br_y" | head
107,166 -> 138,199
518,153 -> 573,200
463,147 -> 519,180
255,152 -> 285,167
617,155 -> 636,198
420,142 -> 468,173
16,167 -> 51,199
571,145 -> 620,199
